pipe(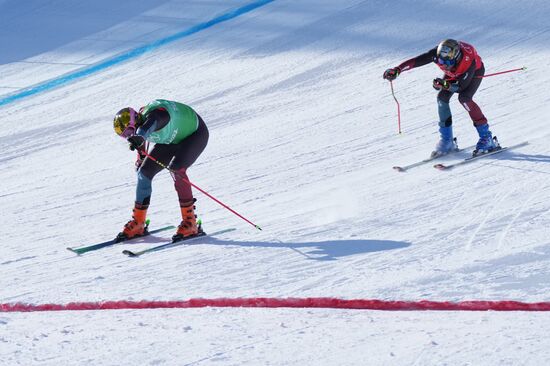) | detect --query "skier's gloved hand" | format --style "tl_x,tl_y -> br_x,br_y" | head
383,67 -> 401,81
433,77 -> 451,91
127,135 -> 145,151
